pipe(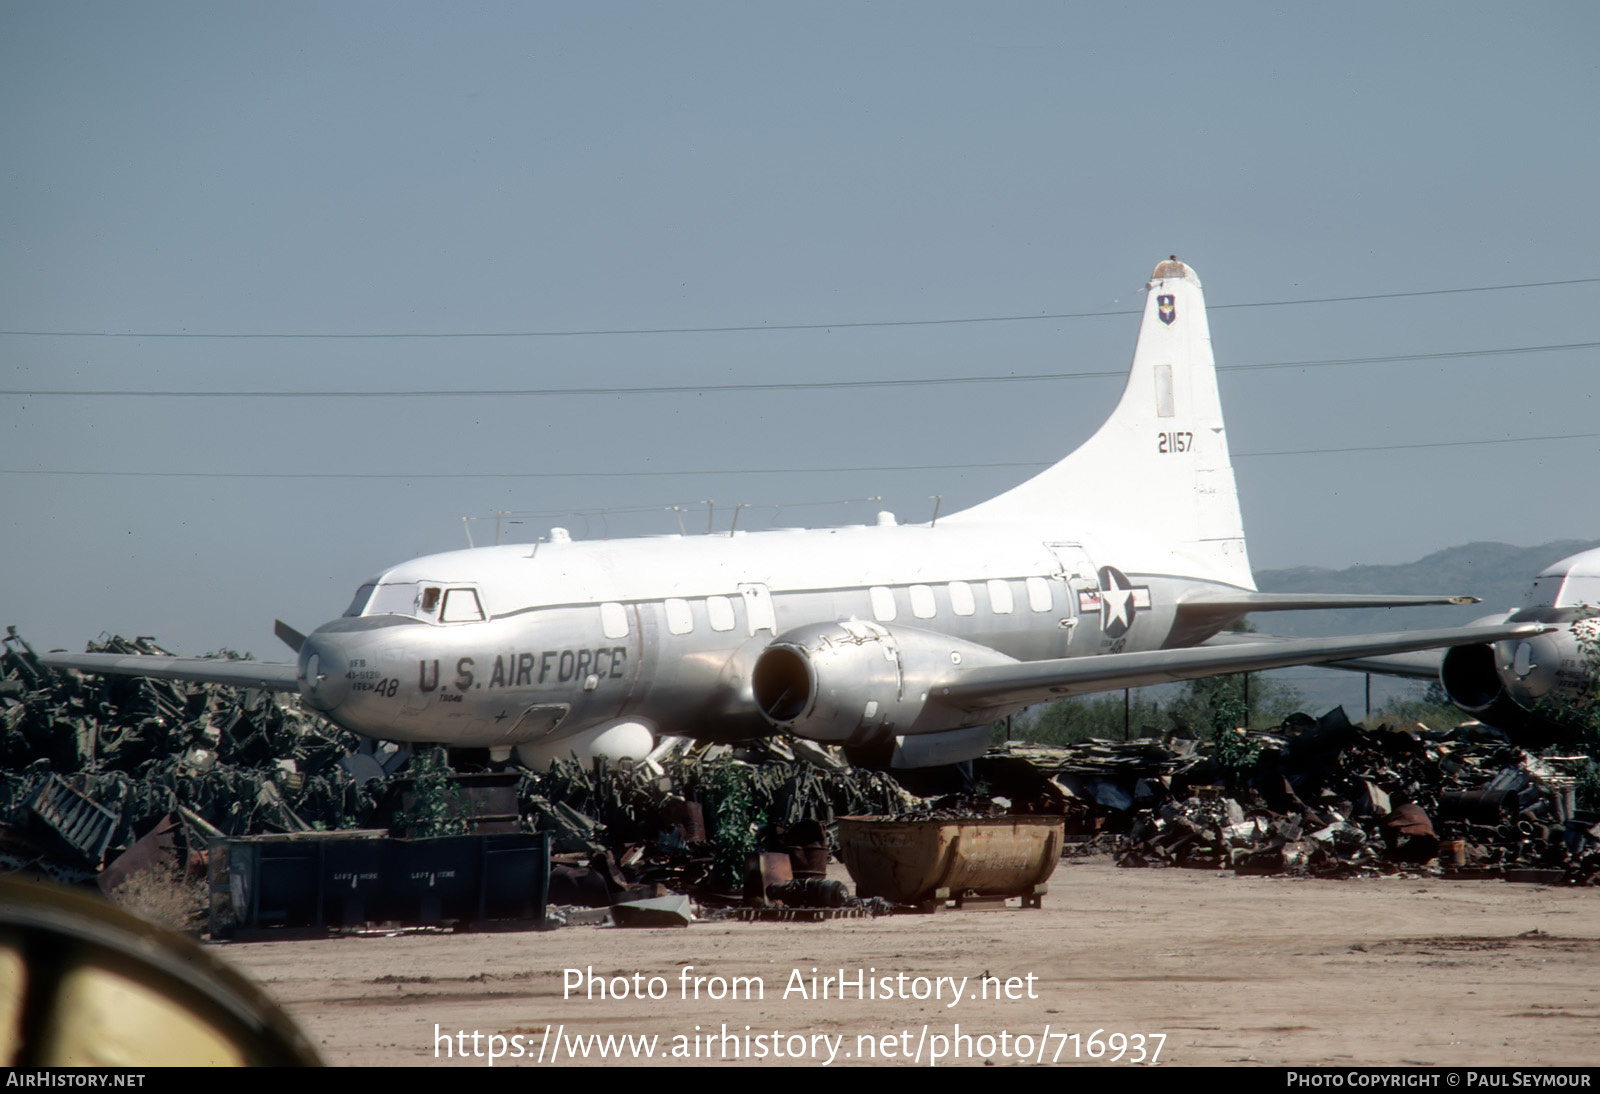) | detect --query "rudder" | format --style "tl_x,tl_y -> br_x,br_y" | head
947,258 -> 1253,588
